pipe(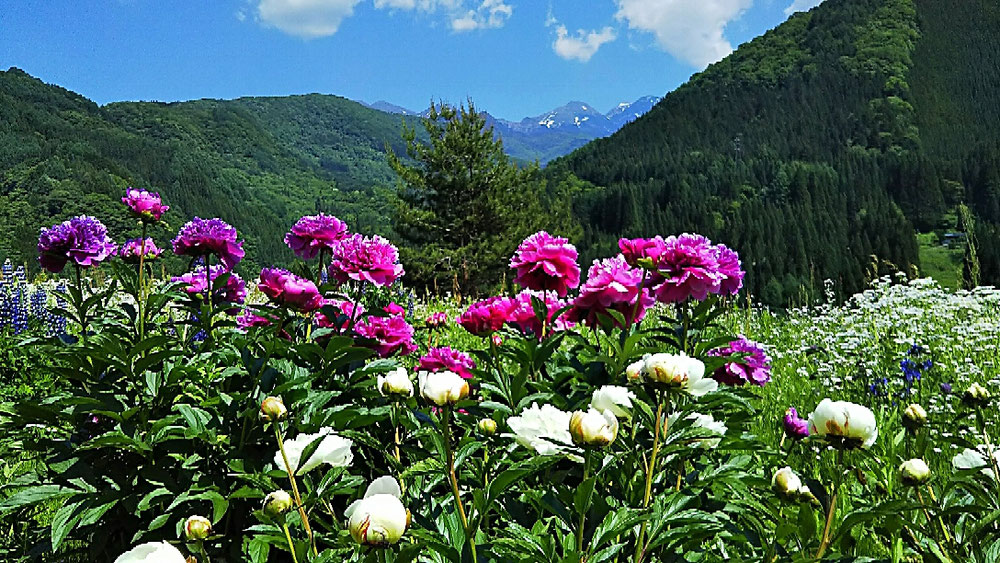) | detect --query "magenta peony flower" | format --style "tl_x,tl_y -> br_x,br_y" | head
354,314 -> 417,358
509,231 -> 580,297
708,336 -> 771,386
783,407 -> 810,439
315,299 -> 365,330
122,188 -> 169,221
714,243 -> 745,296
257,268 -> 324,312
458,296 -> 514,337
38,216 -> 118,273
618,236 -> 667,268
384,302 -> 405,317
120,238 -> 163,264
569,255 -> 654,328
172,217 -> 245,270
237,311 -> 273,330
284,213 -> 349,260
419,346 -> 477,379
328,234 -> 404,287
506,290 -> 574,338
425,312 -> 448,329
171,265 -> 247,305
648,234 -> 723,303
